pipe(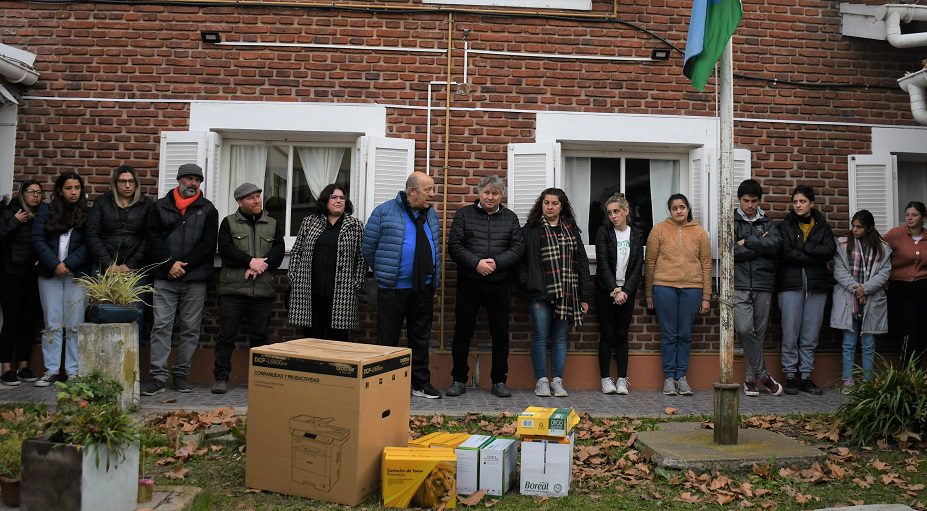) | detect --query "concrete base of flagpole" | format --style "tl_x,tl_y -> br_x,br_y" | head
713,383 -> 741,445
